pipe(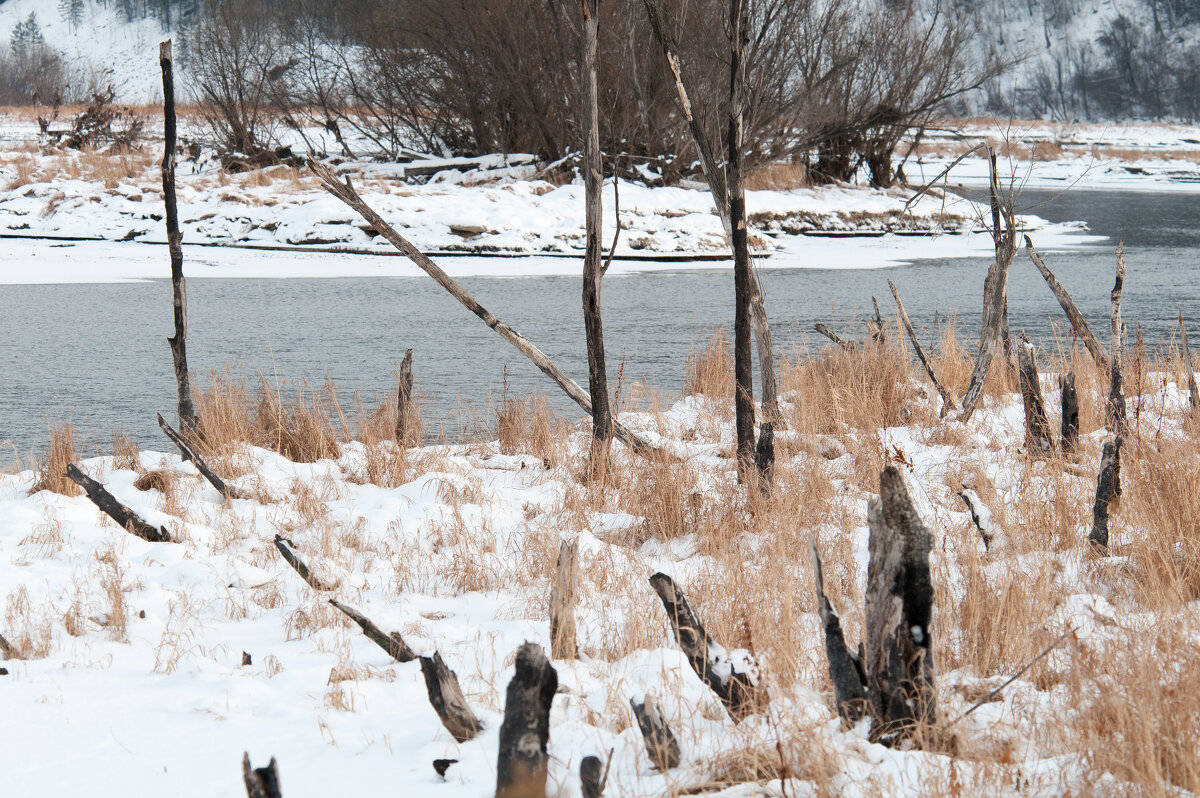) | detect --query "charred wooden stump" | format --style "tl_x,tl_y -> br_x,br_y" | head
1017,336 -> 1054,456
649,572 -> 766,721
865,466 -> 936,744
495,643 -> 558,798
242,753 -> 282,798
66,464 -> 171,542
273,534 -> 335,591
1060,373 -> 1080,455
810,541 -> 867,725
1088,436 -> 1124,550
755,421 -> 775,494
420,651 -> 483,743
157,413 -> 244,500
329,599 -> 415,662
580,755 -> 605,798
630,694 -> 681,771
395,348 -> 415,444
549,539 -> 579,660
